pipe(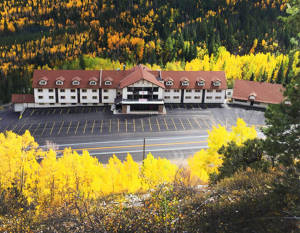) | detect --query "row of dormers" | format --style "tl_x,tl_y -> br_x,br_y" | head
165,79 -> 221,87
38,78 -> 113,86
